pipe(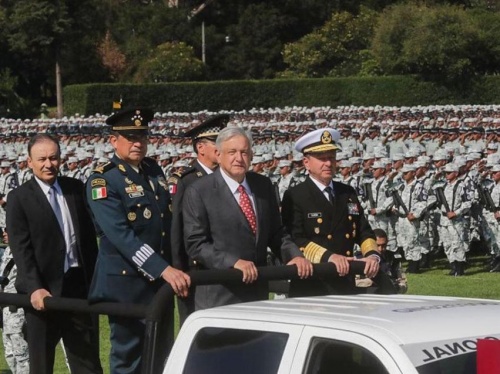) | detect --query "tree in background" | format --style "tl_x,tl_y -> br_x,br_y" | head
0,69 -> 25,118
2,0 -> 107,117
212,3 -> 290,79
371,3 -> 500,86
134,41 -> 204,82
98,31 -> 127,81
280,7 -> 378,78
